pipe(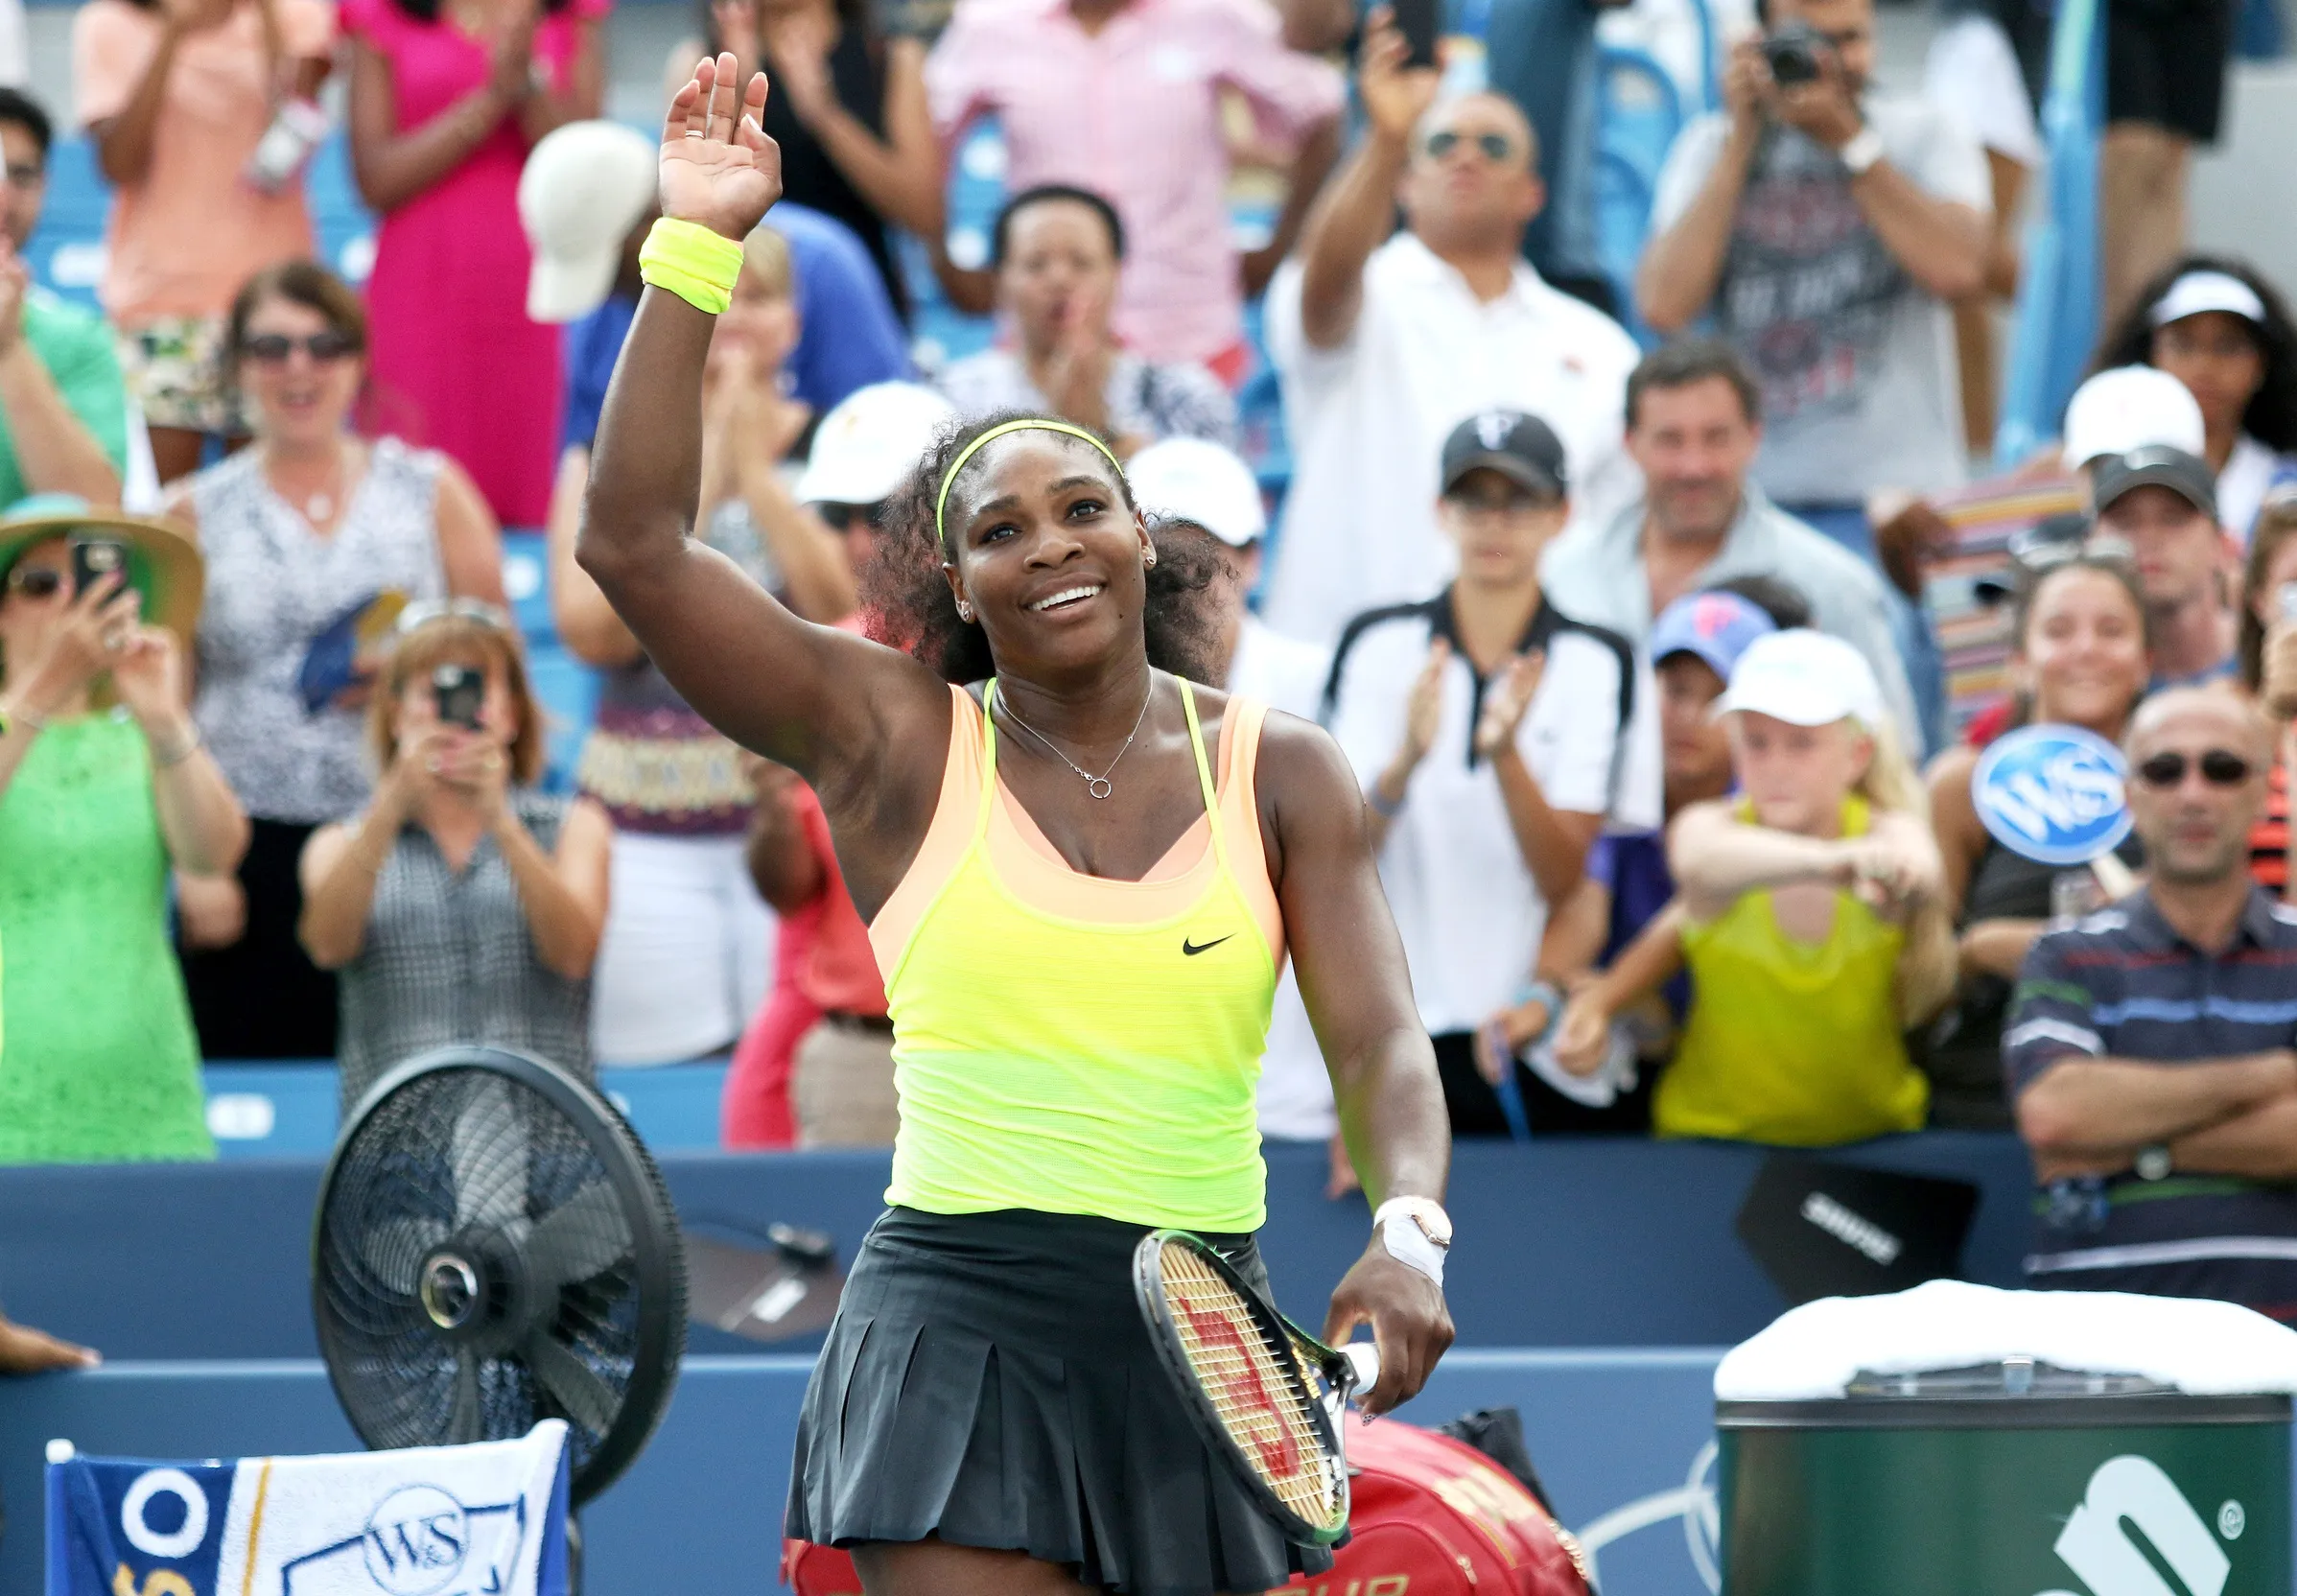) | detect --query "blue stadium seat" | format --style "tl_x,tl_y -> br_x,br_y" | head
501,526 -> 554,643
525,636 -> 598,794
1593,43 -> 1687,348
